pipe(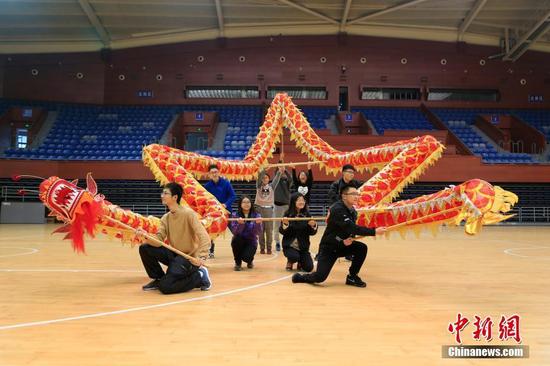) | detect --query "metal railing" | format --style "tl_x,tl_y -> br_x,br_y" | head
1,186 -> 39,202
119,204 -> 166,217
1,184 -> 549,224
507,206 -> 550,223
